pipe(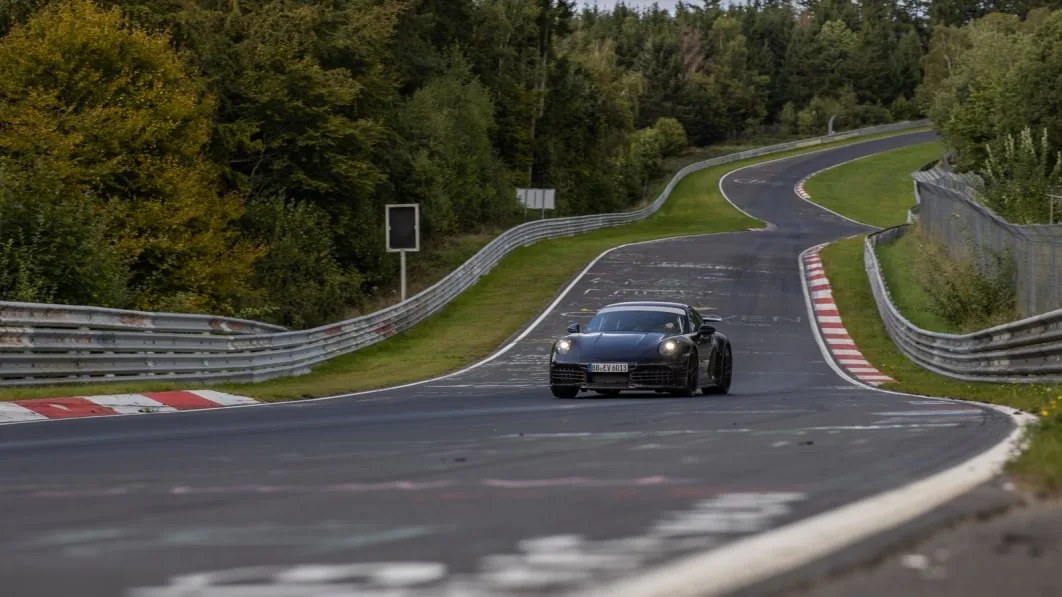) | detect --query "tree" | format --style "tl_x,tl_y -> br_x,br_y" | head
0,0 -> 259,313
922,12 -> 1033,168
400,54 -> 513,236
997,9 -> 1062,157
654,117 -> 688,156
